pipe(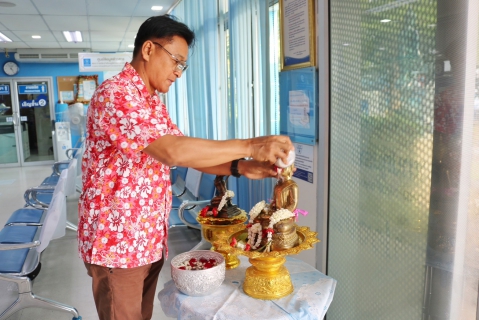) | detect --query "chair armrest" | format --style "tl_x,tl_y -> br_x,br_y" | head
0,240 -> 40,250
24,186 -> 54,208
178,199 -> 210,230
52,160 -> 71,175
66,148 -> 81,160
